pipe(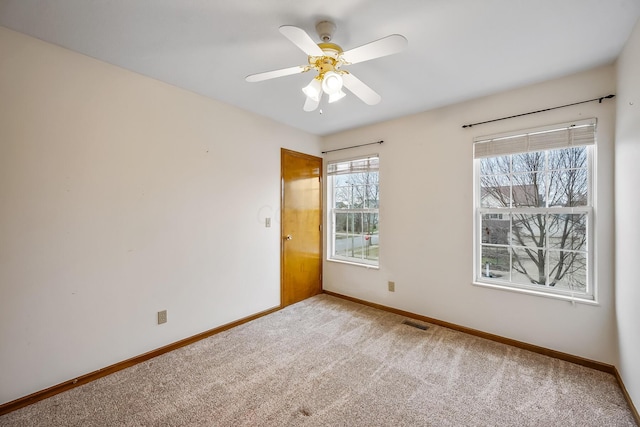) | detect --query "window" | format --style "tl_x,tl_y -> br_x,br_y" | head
473,119 -> 595,301
327,155 -> 379,266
